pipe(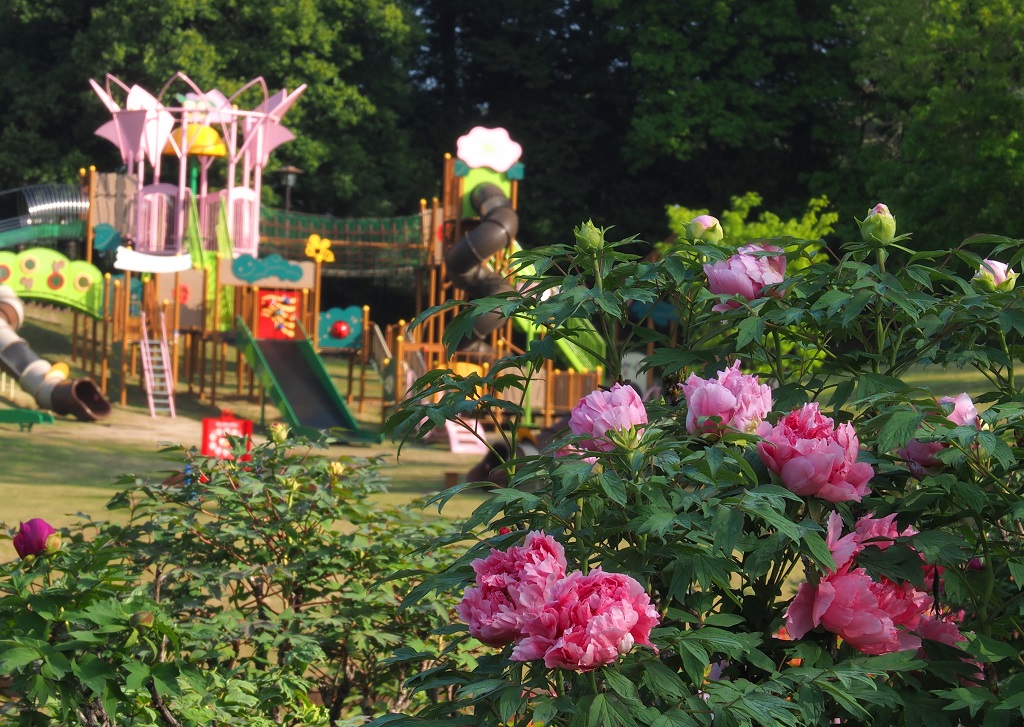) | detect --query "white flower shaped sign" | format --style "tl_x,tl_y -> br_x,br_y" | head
456,126 -> 522,173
